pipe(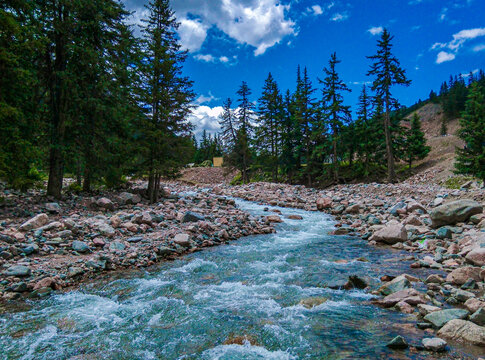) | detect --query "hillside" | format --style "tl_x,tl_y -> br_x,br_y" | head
403,103 -> 464,185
